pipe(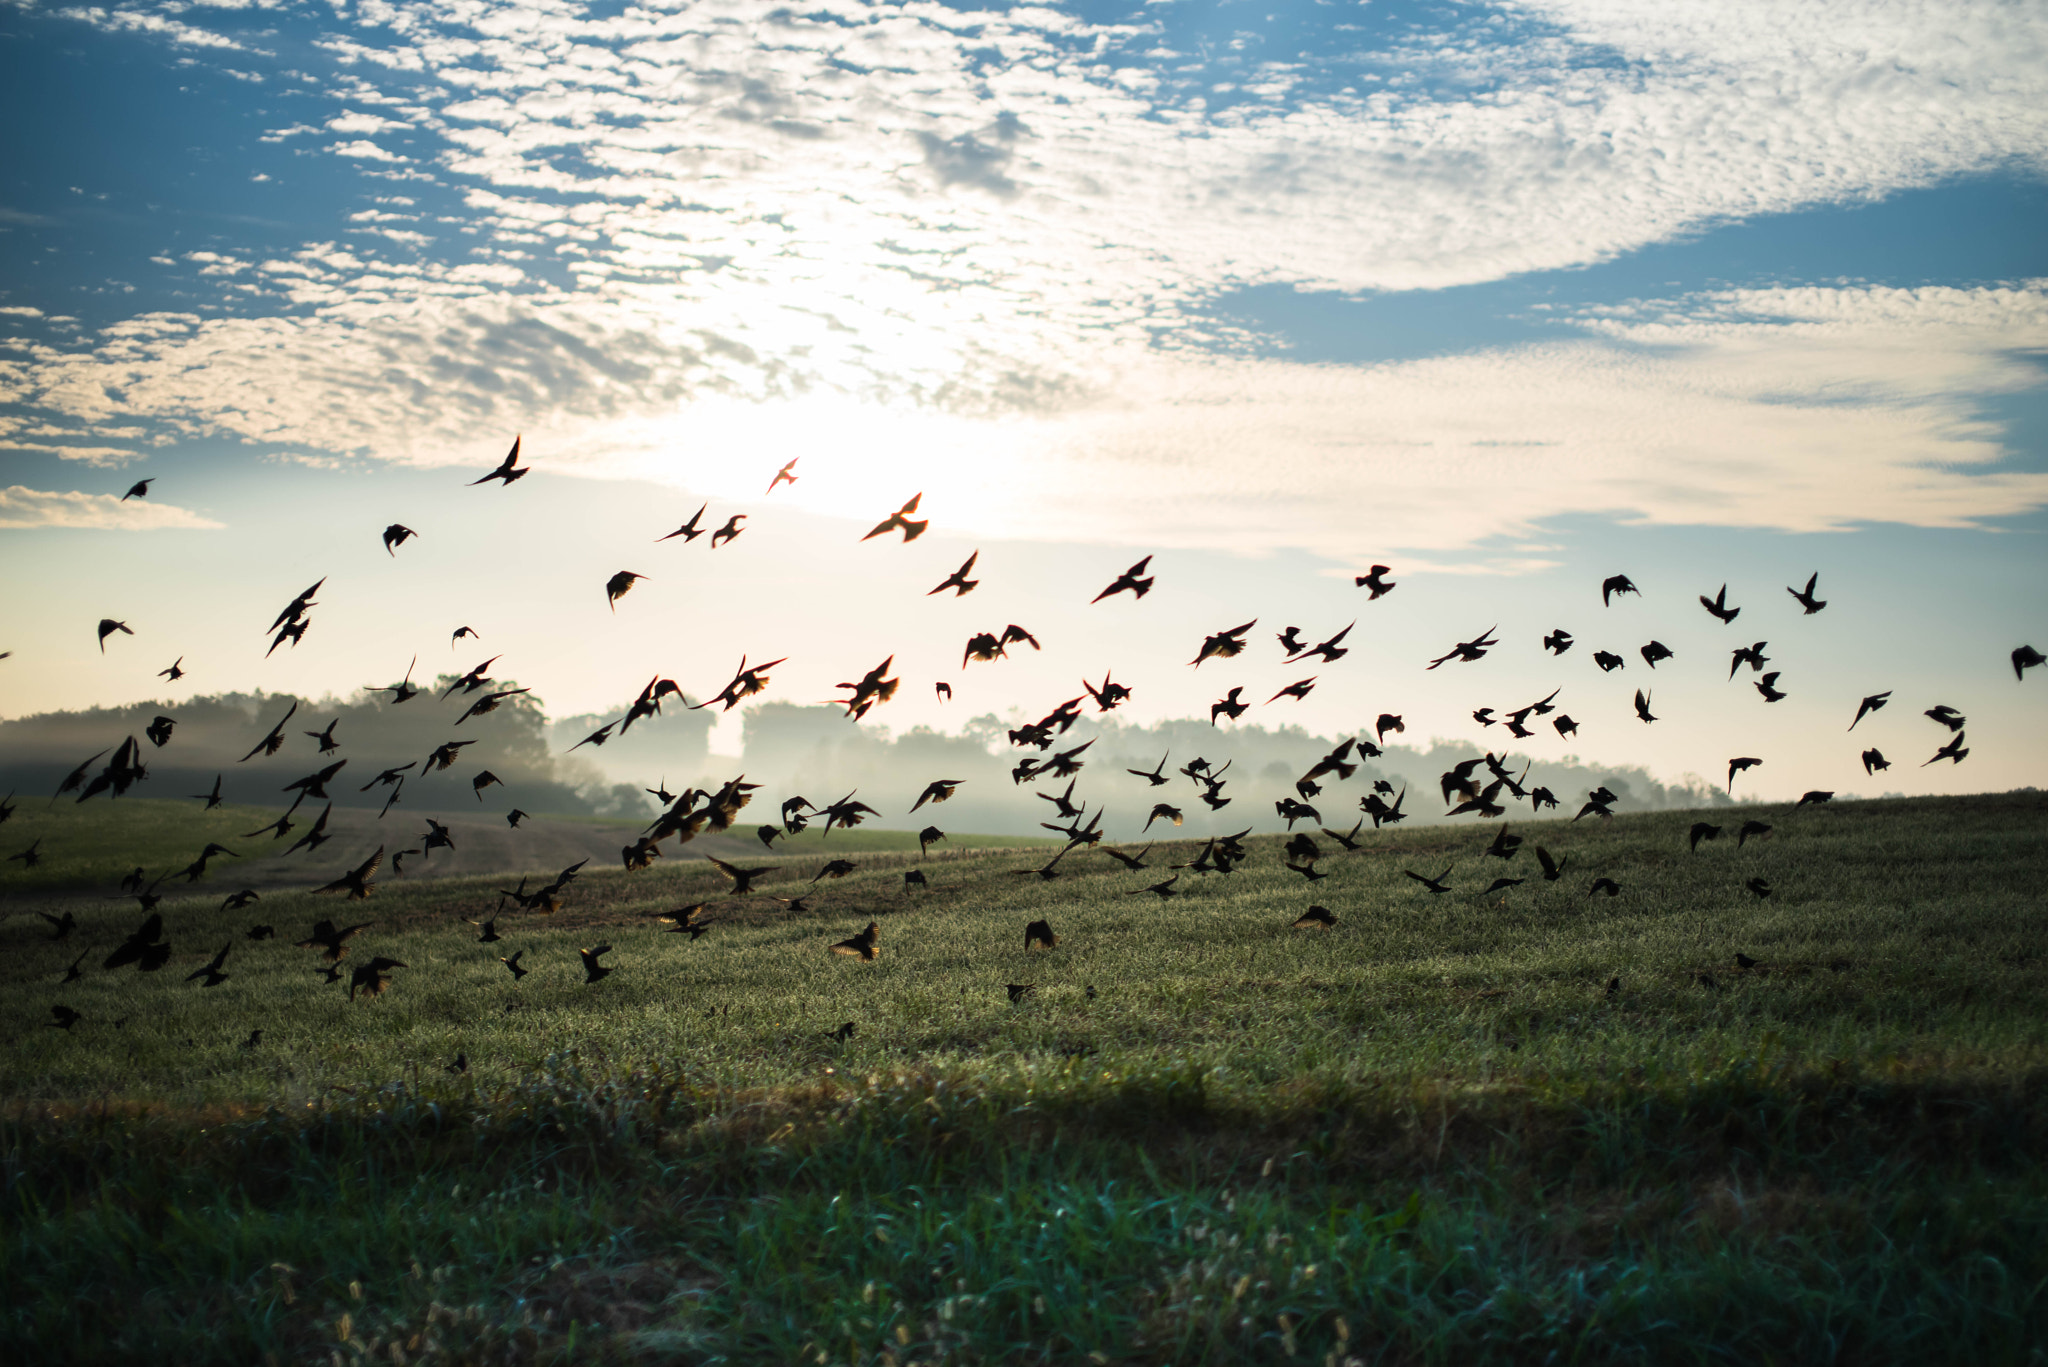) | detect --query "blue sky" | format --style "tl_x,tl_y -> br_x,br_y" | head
2,0 -> 2044,805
